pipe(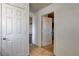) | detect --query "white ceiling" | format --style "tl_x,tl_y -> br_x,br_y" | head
8,3 -> 51,12
30,3 -> 51,12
